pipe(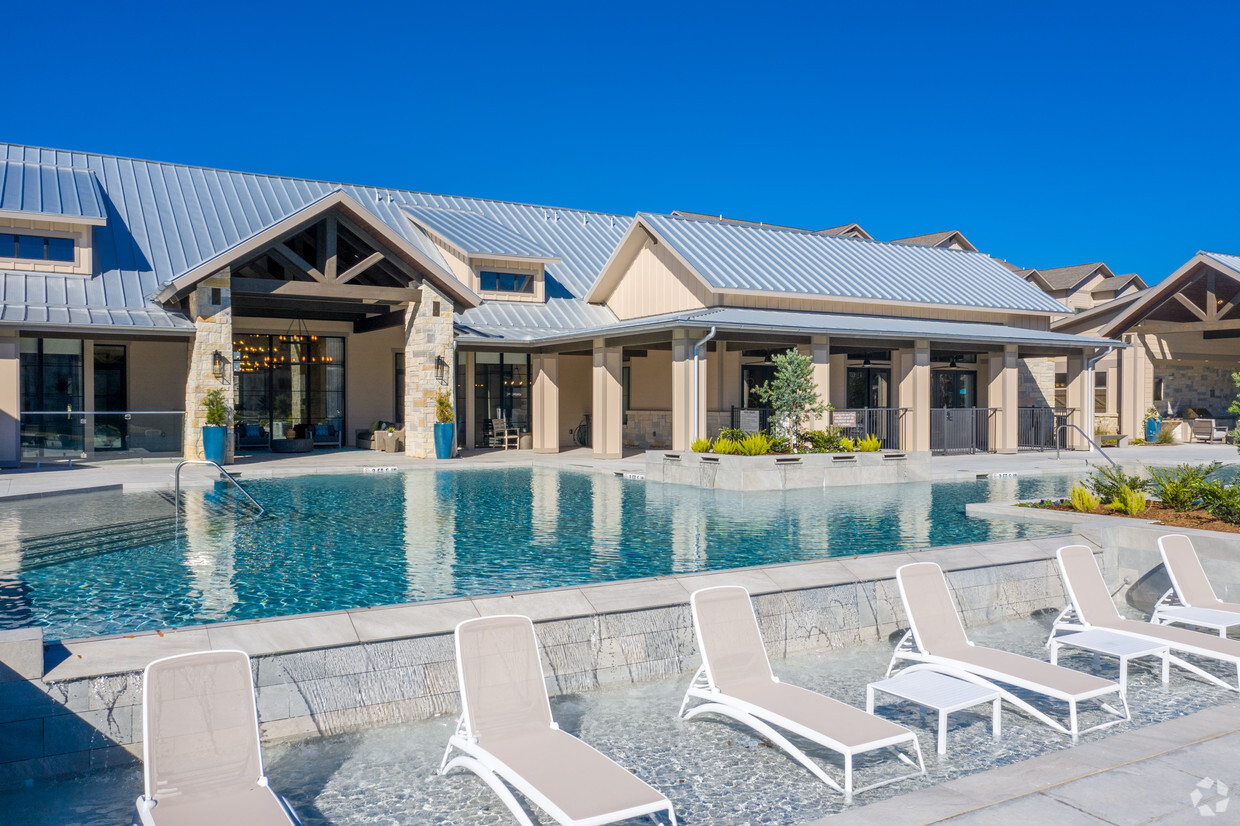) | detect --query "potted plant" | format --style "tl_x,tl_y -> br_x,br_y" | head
434,390 -> 455,459
202,388 -> 229,464
1142,407 -> 1162,443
